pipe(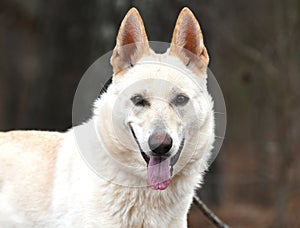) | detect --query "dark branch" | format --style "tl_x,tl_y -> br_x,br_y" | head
193,195 -> 229,228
